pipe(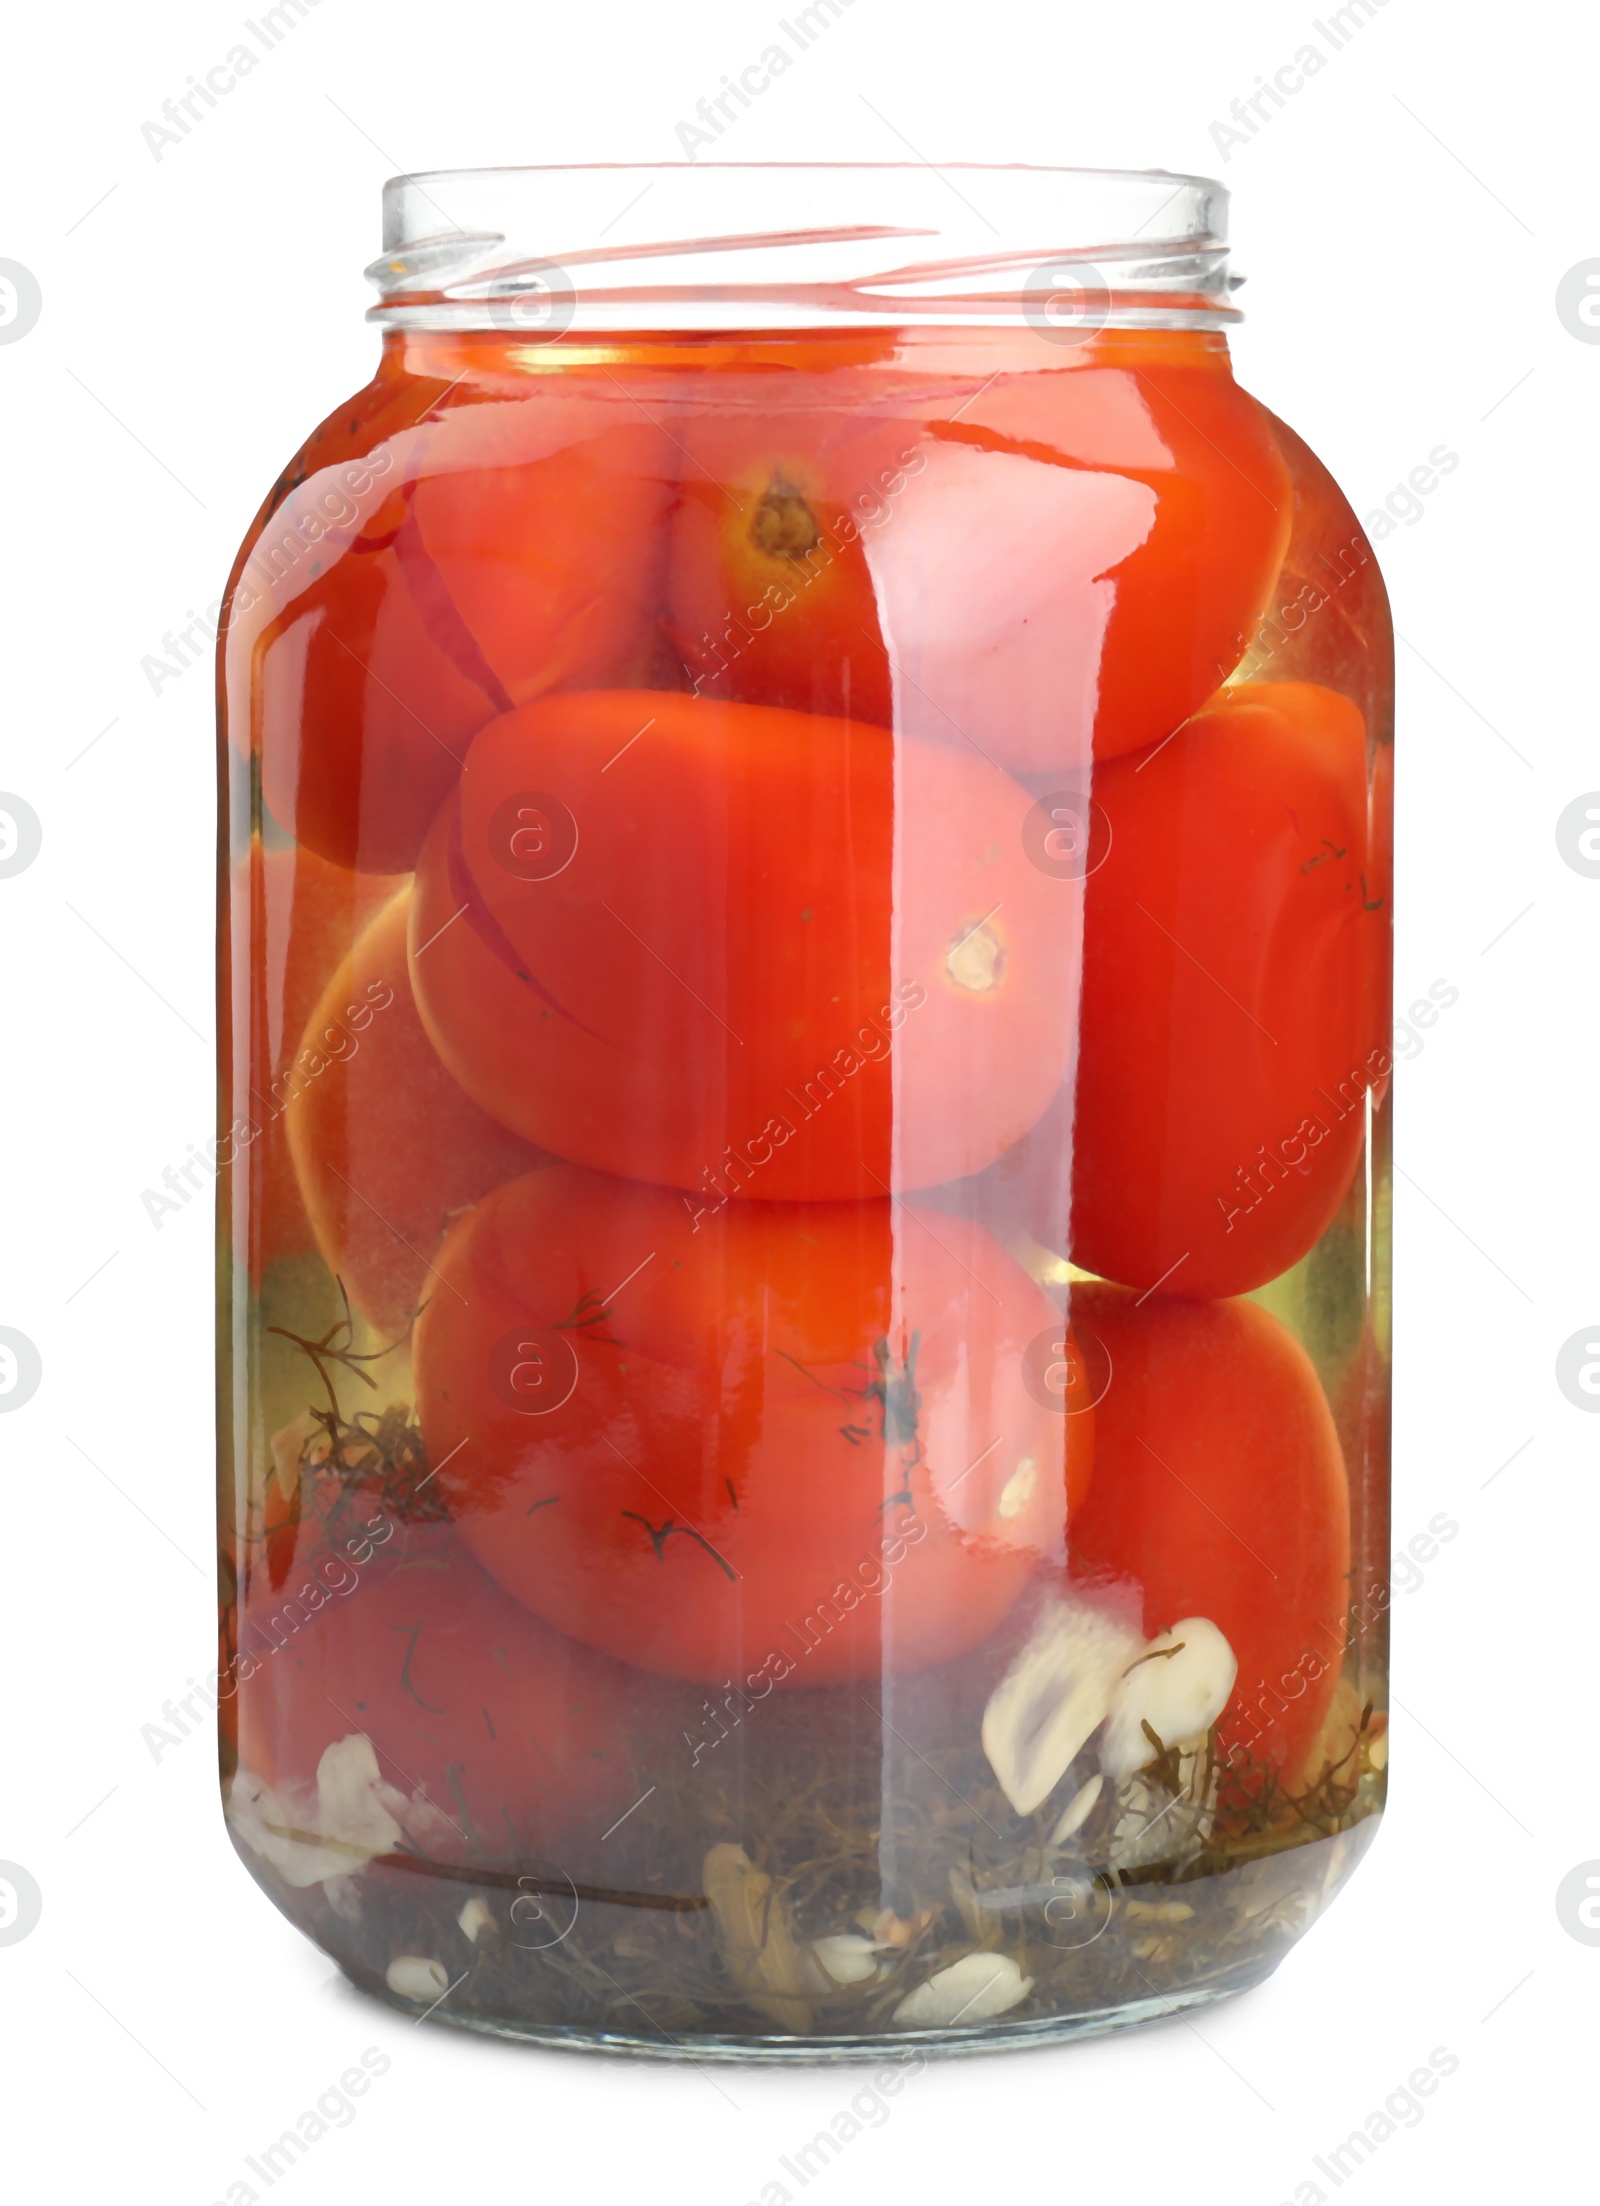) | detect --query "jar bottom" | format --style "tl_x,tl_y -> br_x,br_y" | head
235,1817 -> 1377,2064
341,1960 -> 1280,2064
